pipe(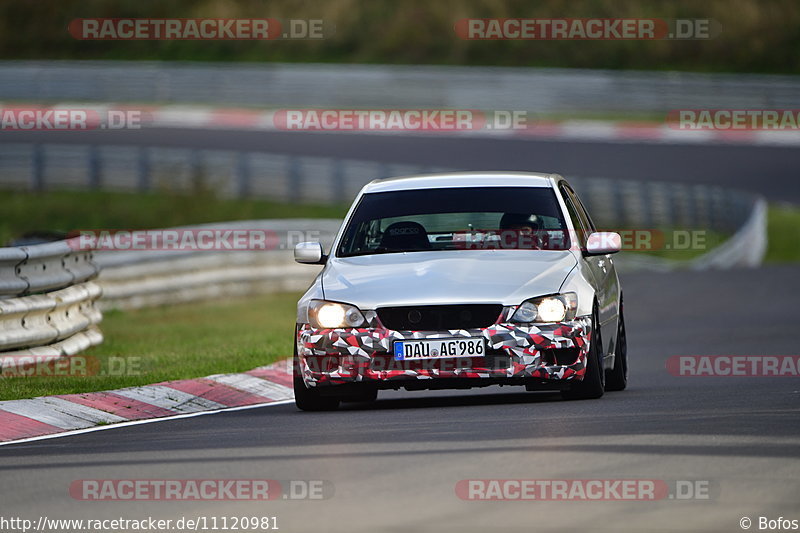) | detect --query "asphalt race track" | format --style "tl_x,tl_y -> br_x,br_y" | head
1,129 -> 798,531
1,265 -> 798,532
4,127 -> 800,202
